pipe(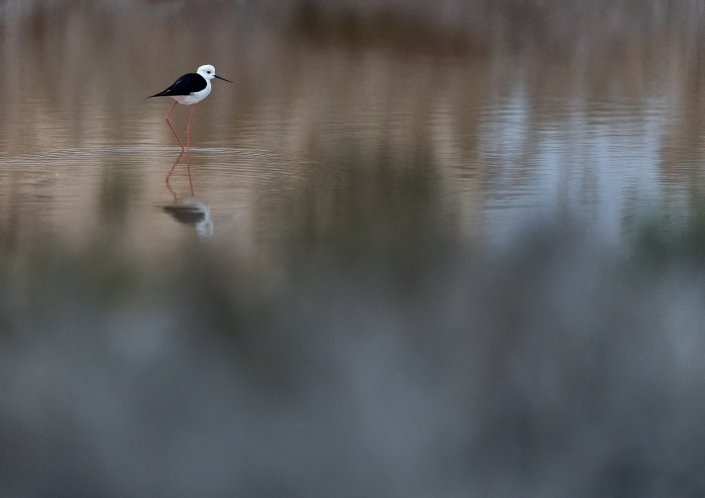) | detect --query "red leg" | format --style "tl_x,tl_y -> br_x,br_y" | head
187,105 -> 194,156
186,105 -> 194,195
165,100 -> 184,151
